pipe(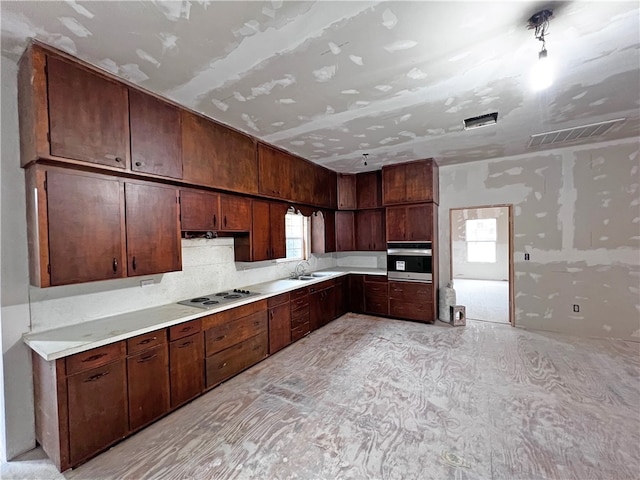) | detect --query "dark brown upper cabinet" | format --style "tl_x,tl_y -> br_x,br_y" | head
356,171 -> 382,209
181,111 -> 258,194
180,189 -> 220,232
337,174 -> 356,210
355,209 -> 386,251
386,203 -> 434,242
258,143 -> 293,200
311,210 -> 336,254
236,200 -> 287,262
26,165 -> 181,287
129,89 -> 182,179
47,55 -> 130,169
382,158 -> 439,205
335,211 -> 355,252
